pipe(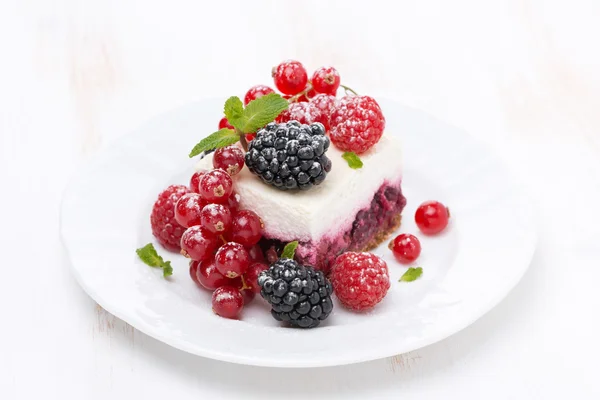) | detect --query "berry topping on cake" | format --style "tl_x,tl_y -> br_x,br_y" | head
174,193 -> 204,228
244,121 -> 332,190
310,93 -> 339,119
389,233 -> 421,263
329,96 -> 385,154
212,286 -> 244,319
200,203 -> 232,234
243,262 -> 268,294
227,210 -> 263,246
258,258 -> 334,328
213,145 -> 245,176
180,225 -> 218,261
218,117 -> 234,130
199,169 -> 233,203
331,252 -> 390,311
272,60 -> 308,95
215,242 -> 251,278
150,185 -> 190,252
276,102 -> 330,130
415,201 -> 450,235
244,85 -> 275,105
189,170 -> 206,193
311,66 -> 341,96
193,258 -> 230,290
